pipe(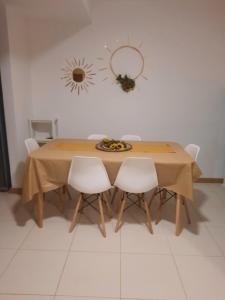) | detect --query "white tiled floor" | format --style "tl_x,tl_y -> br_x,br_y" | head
0,183 -> 224,300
